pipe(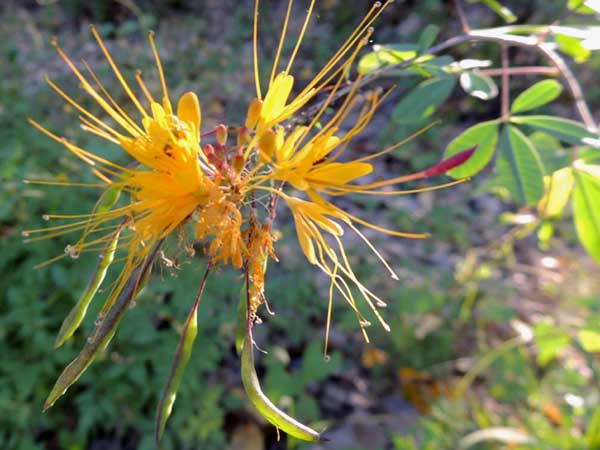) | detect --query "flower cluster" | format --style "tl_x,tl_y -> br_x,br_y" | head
27,0 -> 474,442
